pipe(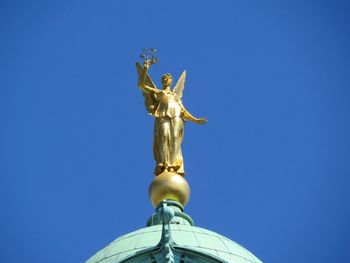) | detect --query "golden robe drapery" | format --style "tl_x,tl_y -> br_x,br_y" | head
152,90 -> 185,175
